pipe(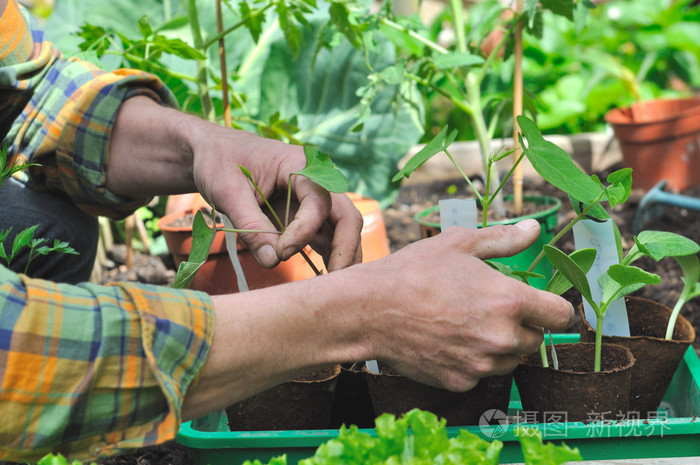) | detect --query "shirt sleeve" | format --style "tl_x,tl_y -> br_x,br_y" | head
0,1 -> 179,219
0,265 -> 215,462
